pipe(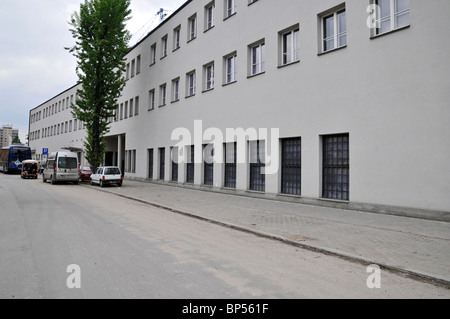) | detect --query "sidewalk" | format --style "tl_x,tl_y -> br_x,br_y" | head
86,179 -> 450,287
